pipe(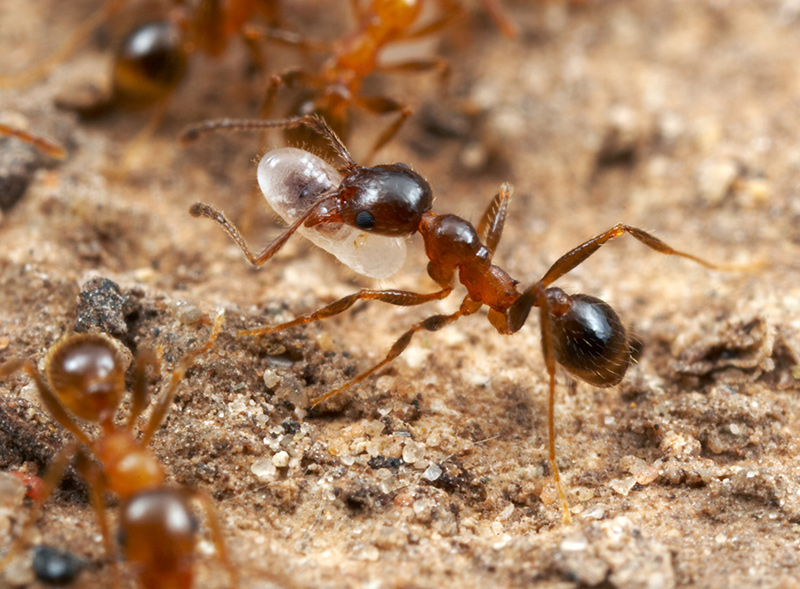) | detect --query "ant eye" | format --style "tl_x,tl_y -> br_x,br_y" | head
356,210 -> 375,229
